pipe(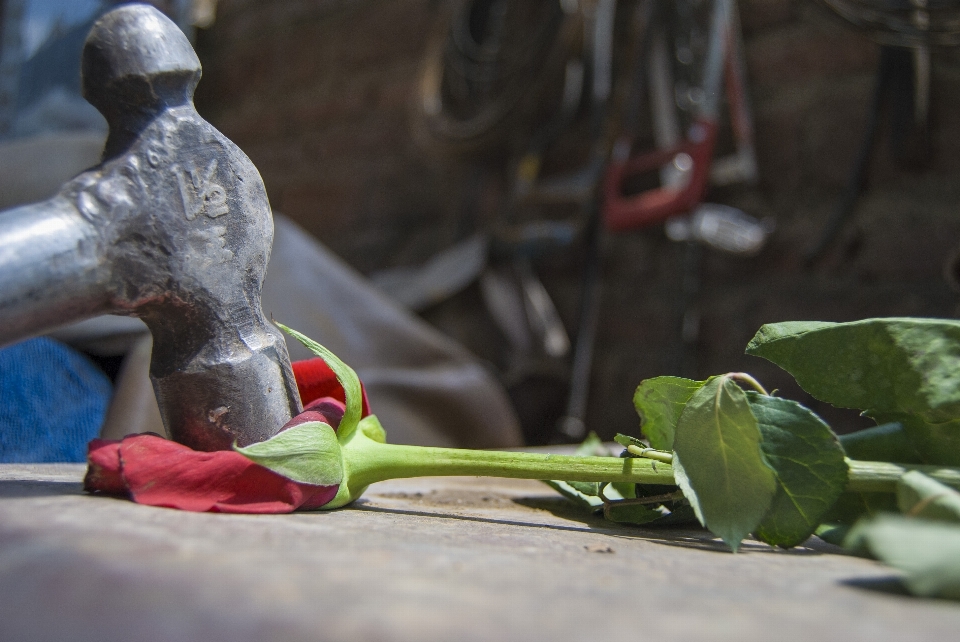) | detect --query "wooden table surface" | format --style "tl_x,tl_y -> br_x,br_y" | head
2,462 -> 958,641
